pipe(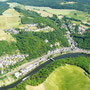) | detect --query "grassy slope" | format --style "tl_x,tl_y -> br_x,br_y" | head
26,65 -> 90,90
24,5 -> 90,22
0,8 -> 21,42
